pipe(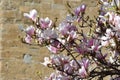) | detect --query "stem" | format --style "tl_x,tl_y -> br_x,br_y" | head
64,45 -> 81,68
